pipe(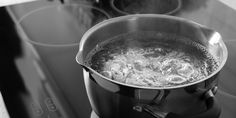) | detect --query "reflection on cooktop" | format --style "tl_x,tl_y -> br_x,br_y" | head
178,0 -> 209,13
